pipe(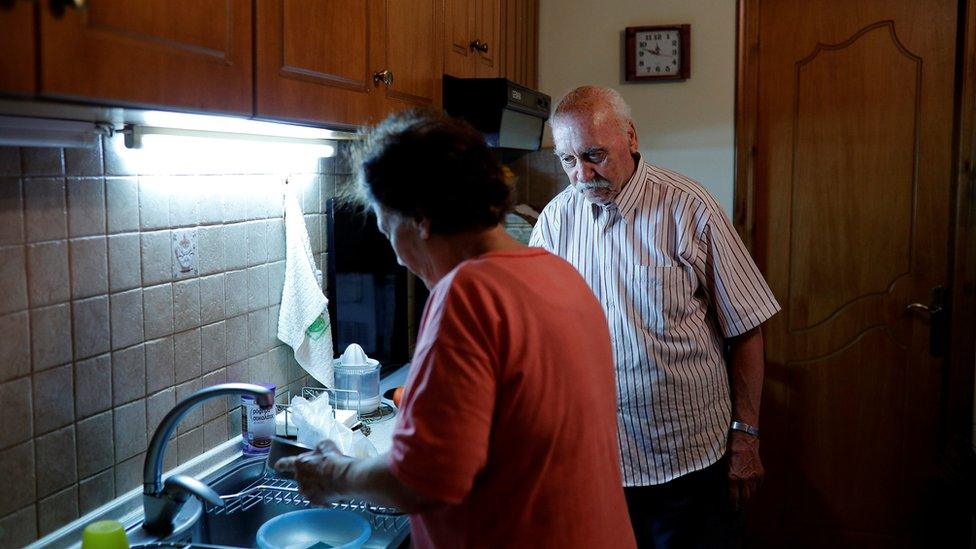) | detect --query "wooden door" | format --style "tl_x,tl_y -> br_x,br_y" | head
473,0 -> 500,77
0,0 -> 36,95
256,0 -> 381,128
444,0 -> 474,77
374,0 -> 442,116
39,0 -> 251,114
745,1 -> 959,547
501,0 -> 538,88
